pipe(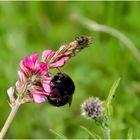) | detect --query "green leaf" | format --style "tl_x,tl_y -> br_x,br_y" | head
49,129 -> 68,139
105,77 -> 121,117
80,125 -> 101,139
127,128 -> 133,139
